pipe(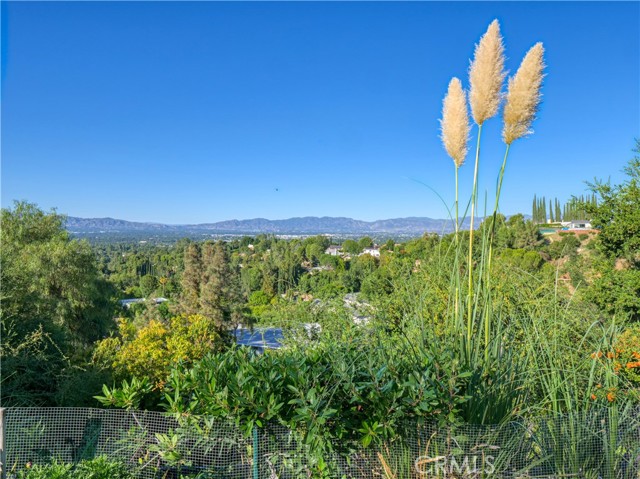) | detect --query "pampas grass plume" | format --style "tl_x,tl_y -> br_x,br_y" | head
503,42 -> 545,144
440,77 -> 470,167
469,20 -> 506,125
